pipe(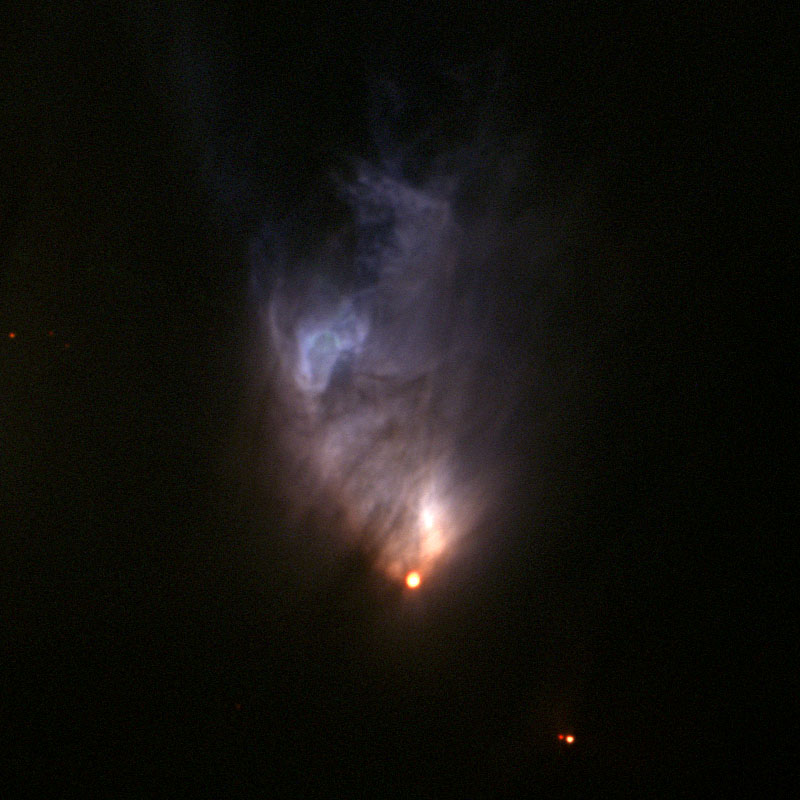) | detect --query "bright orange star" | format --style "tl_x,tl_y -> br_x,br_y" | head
405,571 -> 421,589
